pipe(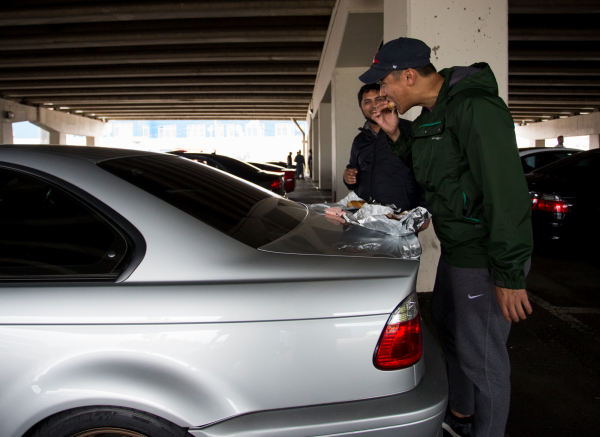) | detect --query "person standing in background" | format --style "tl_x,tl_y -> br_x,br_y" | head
294,150 -> 305,179
555,135 -> 565,148
308,149 -> 313,179
343,83 -> 426,211
286,151 -> 293,168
